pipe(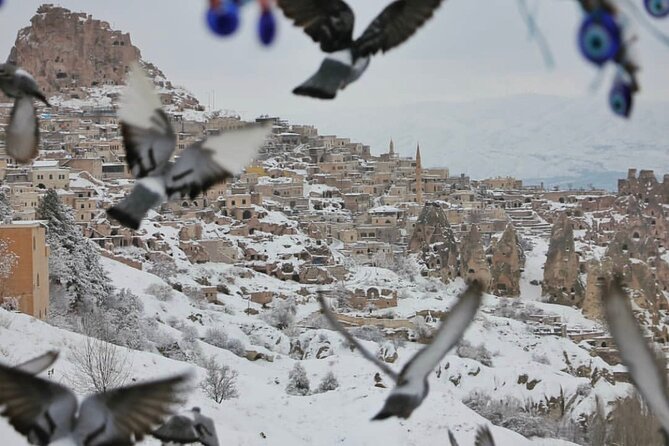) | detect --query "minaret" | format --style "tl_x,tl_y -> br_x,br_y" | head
389,138 -> 395,158
415,143 -> 423,205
